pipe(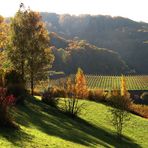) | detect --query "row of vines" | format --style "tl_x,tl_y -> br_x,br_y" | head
49,75 -> 148,90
